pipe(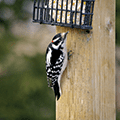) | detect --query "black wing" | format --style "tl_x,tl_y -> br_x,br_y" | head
46,46 -> 64,85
